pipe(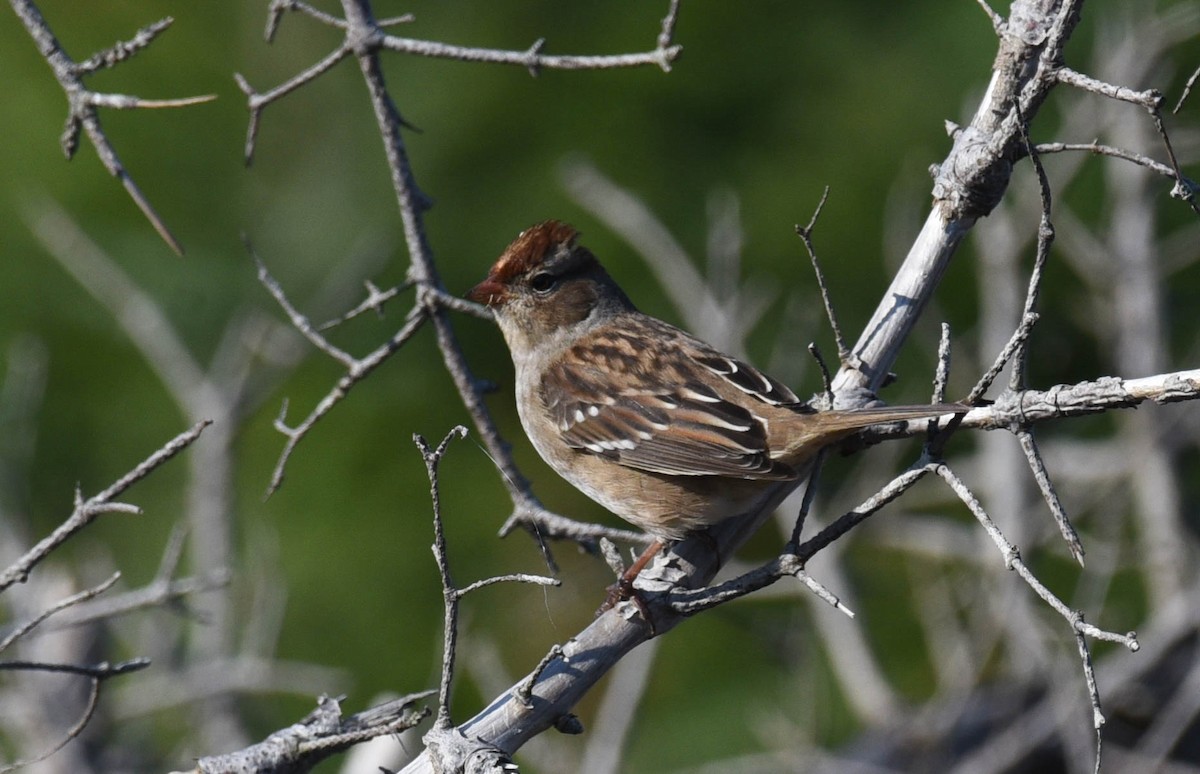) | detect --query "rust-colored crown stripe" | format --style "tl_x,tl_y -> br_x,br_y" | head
489,220 -> 580,285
